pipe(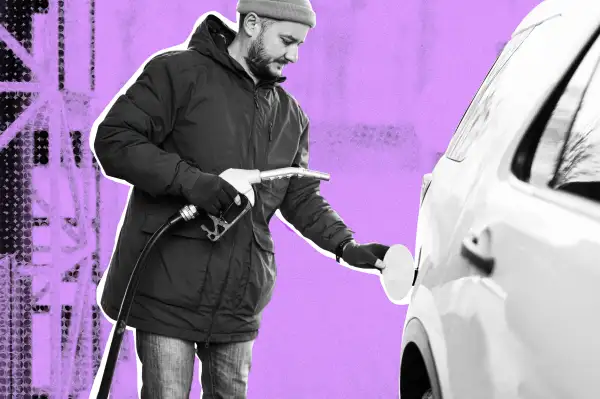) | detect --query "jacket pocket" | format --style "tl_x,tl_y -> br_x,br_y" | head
228,242 -> 252,311
234,229 -> 277,315
136,212 -> 213,310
